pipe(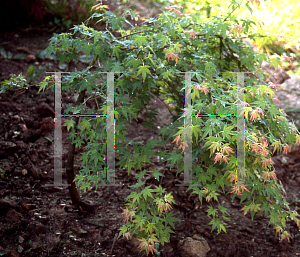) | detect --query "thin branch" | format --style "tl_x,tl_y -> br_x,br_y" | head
114,29 -> 156,42
150,90 -> 176,118
165,80 -> 184,106
223,4 -> 240,22
278,88 -> 300,96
